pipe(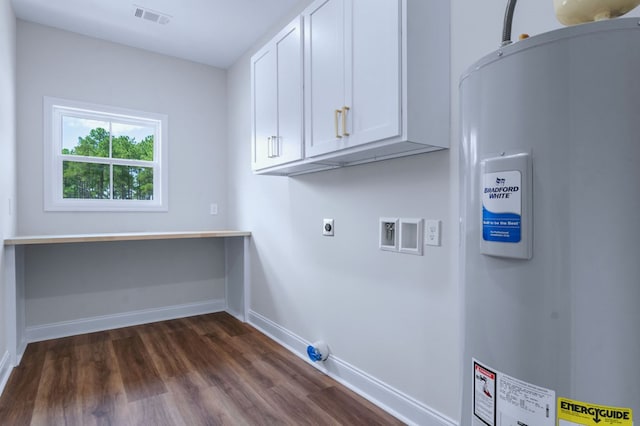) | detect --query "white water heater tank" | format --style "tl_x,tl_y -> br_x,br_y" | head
460,18 -> 640,426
